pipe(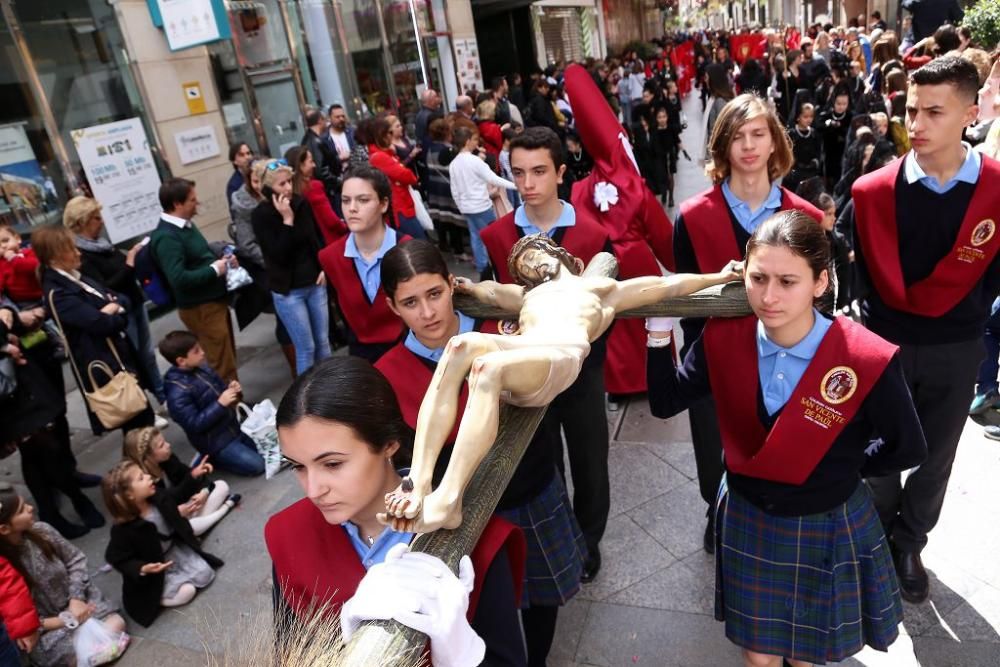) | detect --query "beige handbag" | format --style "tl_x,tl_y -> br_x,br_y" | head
49,290 -> 148,429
